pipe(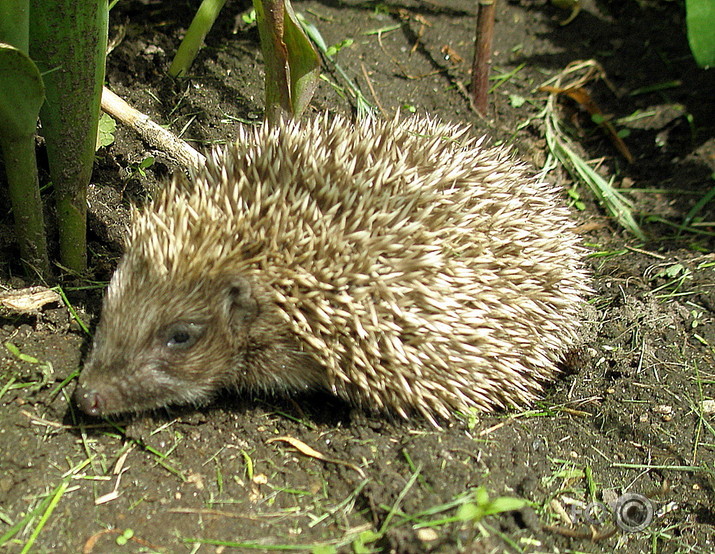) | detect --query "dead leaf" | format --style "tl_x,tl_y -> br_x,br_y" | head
540,84 -> 633,163
441,45 -> 463,65
267,436 -> 365,477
